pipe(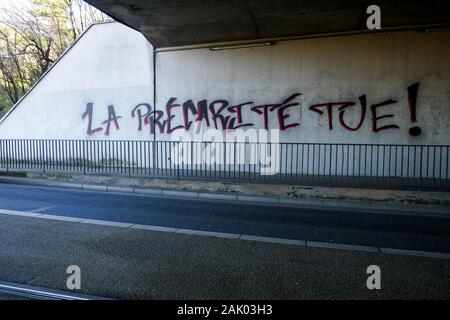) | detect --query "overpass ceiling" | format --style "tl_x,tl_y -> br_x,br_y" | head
86,0 -> 450,48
